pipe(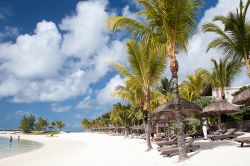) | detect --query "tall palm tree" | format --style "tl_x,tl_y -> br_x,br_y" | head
203,0 -> 250,77
112,79 -> 148,133
199,58 -> 242,99
107,0 -> 202,160
110,39 -> 167,151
